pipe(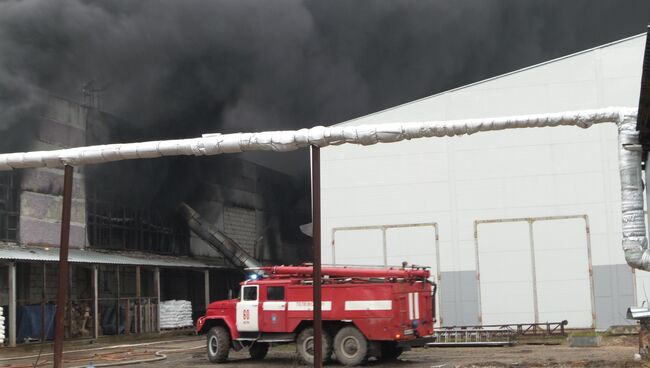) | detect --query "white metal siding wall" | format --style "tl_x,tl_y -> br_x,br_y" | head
321,35 -> 645,328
